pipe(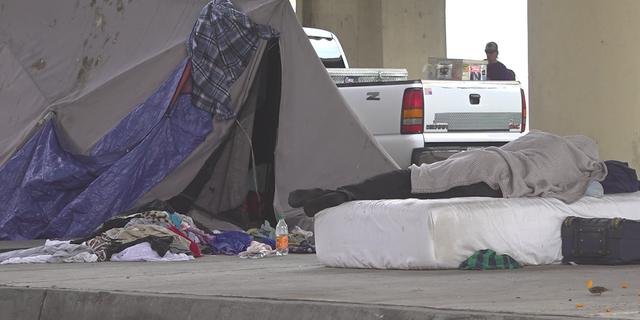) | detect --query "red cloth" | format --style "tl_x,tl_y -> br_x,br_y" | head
169,225 -> 201,258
